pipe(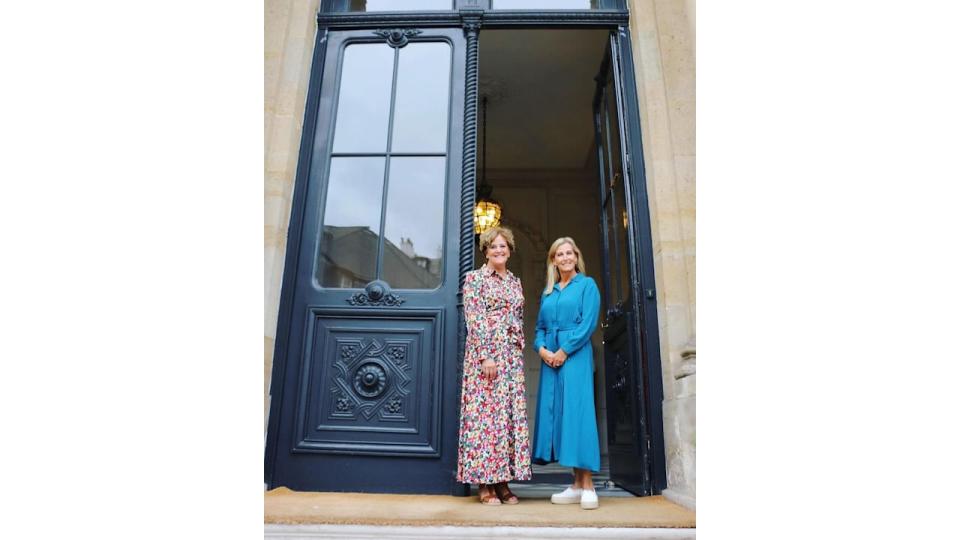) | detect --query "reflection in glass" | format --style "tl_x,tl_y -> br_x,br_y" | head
317,157 -> 385,288
382,157 -> 446,288
604,191 -> 621,303
603,82 -> 630,307
391,43 -> 452,153
331,44 -> 394,153
347,0 -> 453,11
613,171 -> 631,305
493,0 -> 597,9
604,81 -> 623,181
